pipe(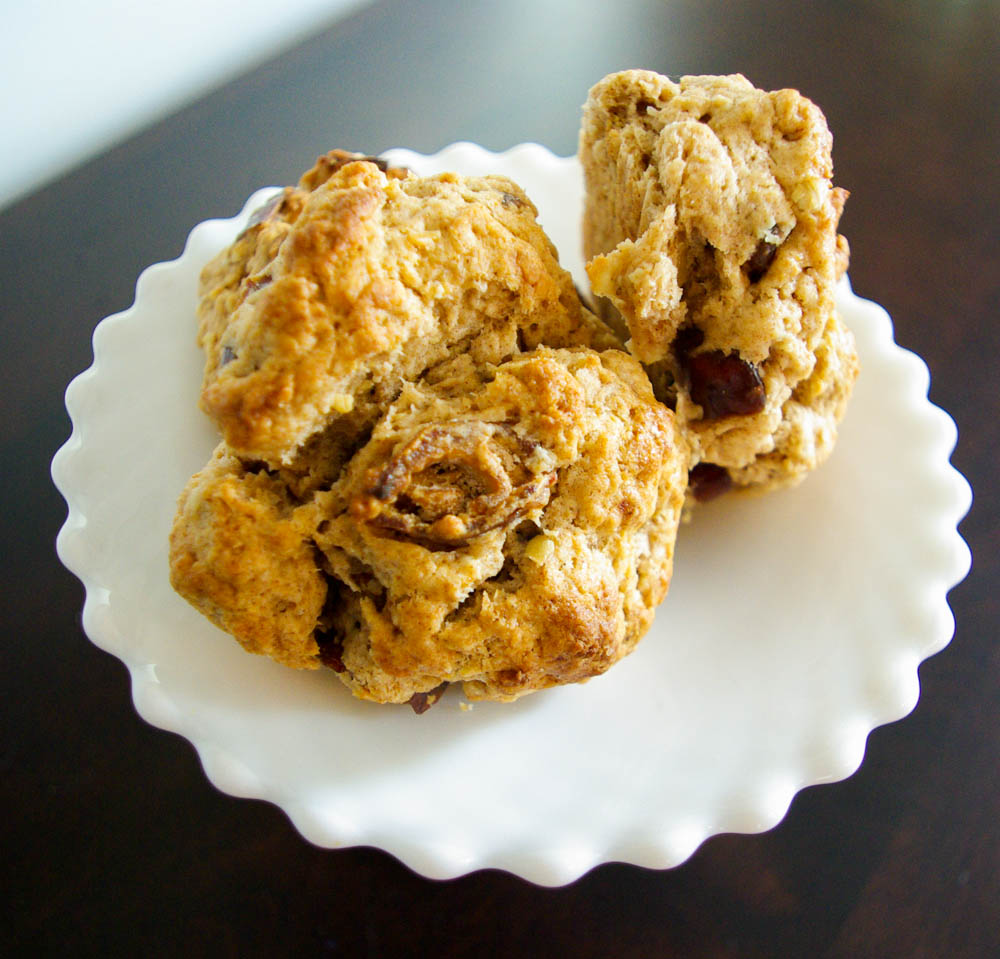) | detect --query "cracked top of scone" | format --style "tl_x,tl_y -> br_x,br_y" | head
196,150 -> 614,471
580,71 -> 857,494
170,347 -> 688,707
